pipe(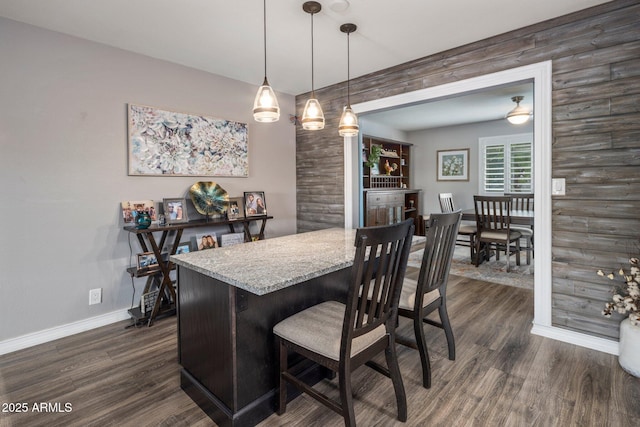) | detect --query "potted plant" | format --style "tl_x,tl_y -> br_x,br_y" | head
598,256 -> 640,377
365,144 -> 382,169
